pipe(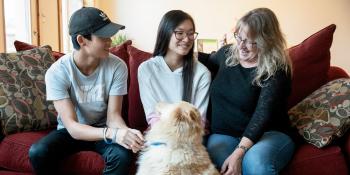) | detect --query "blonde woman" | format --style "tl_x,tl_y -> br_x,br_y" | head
201,8 -> 295,175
